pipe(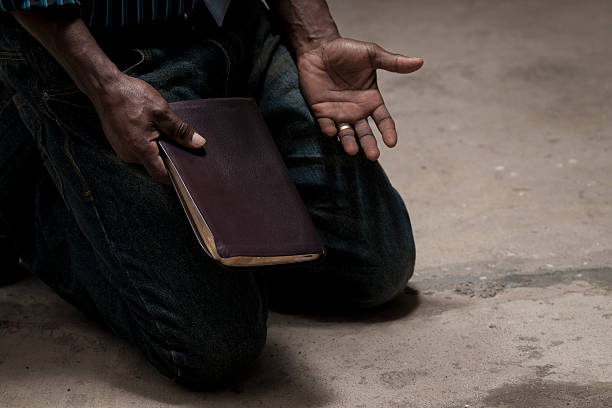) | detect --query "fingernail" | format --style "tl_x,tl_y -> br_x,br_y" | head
193,132 -> 206,146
